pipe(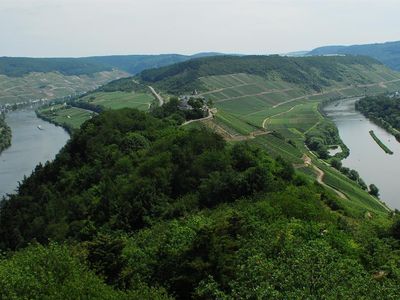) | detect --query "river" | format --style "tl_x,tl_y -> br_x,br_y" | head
324,98 -> 400,209
0,110 -> 69,197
